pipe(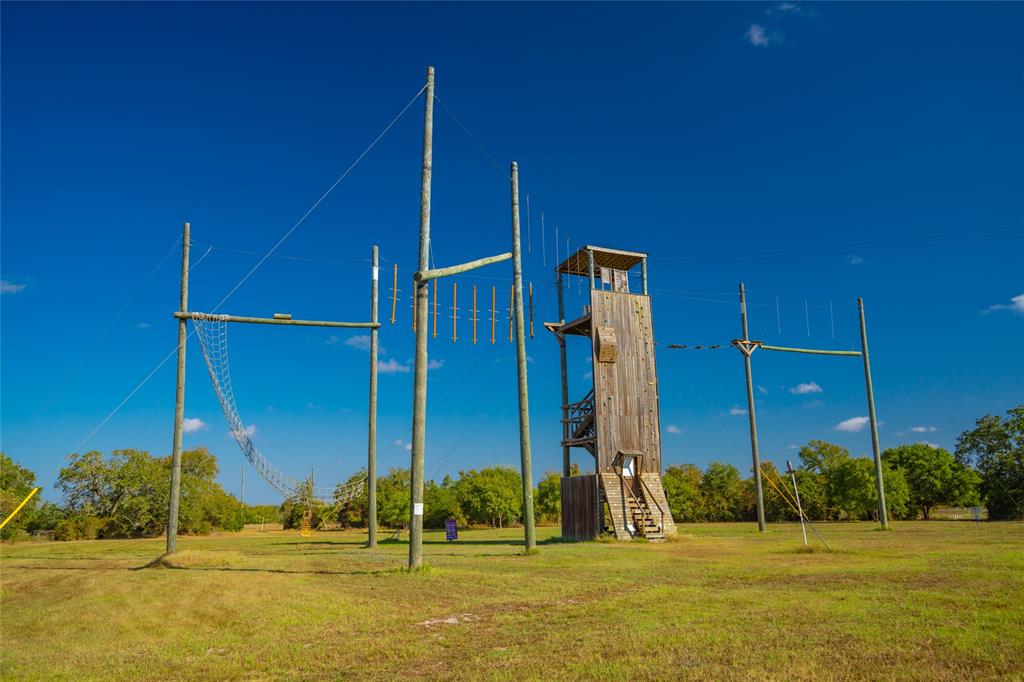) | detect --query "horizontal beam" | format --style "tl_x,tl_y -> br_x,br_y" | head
174,312 -> 379,329
759,344 -> 862,357
414,252 -> 512,282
